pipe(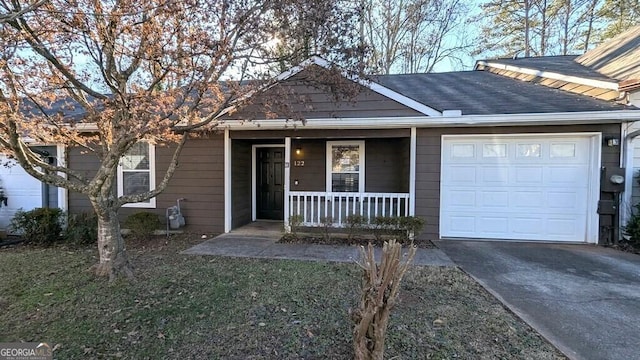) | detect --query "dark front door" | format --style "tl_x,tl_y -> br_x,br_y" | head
257,147 -> 284,220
